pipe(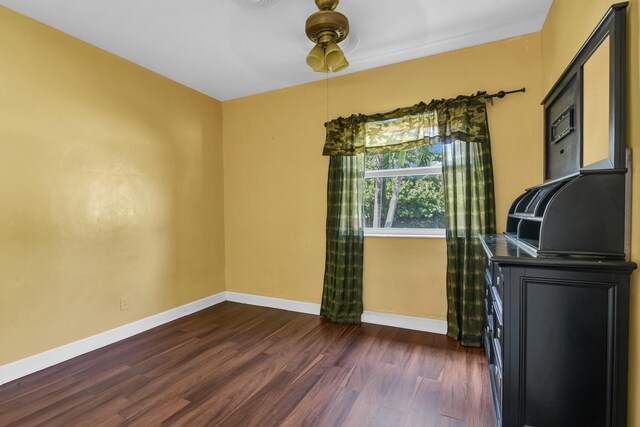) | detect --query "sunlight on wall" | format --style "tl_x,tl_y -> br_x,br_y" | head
0,6 -> 225,365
